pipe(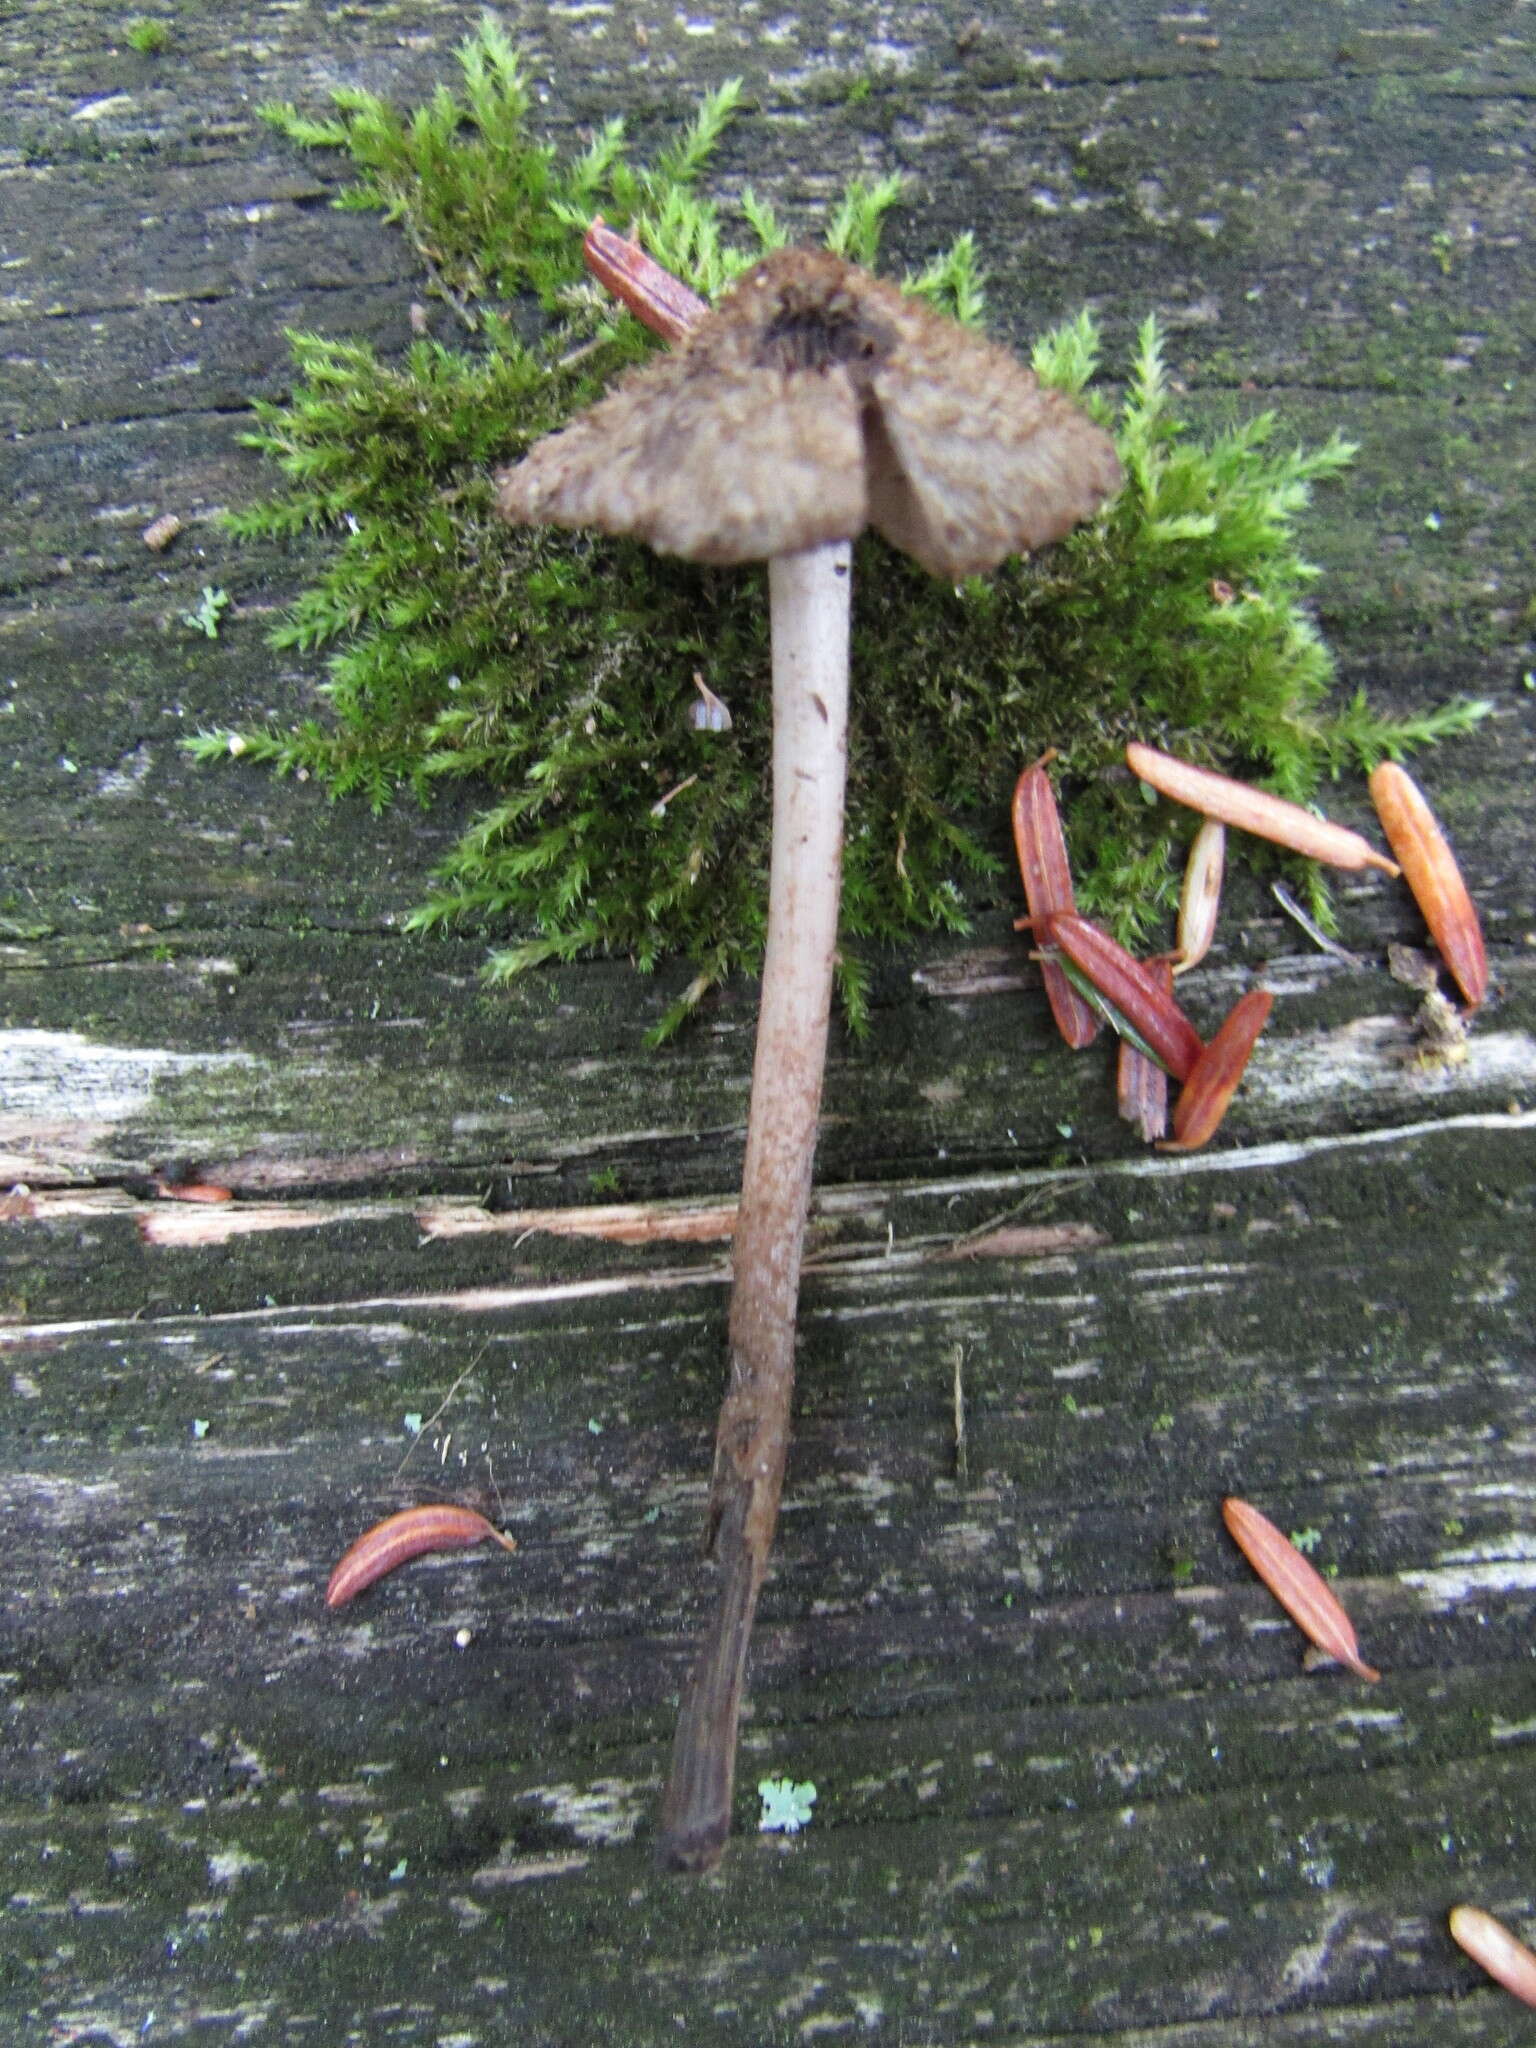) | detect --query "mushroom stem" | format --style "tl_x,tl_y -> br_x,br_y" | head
499,238 -> 1123,1874
657,539 -> 852,1871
